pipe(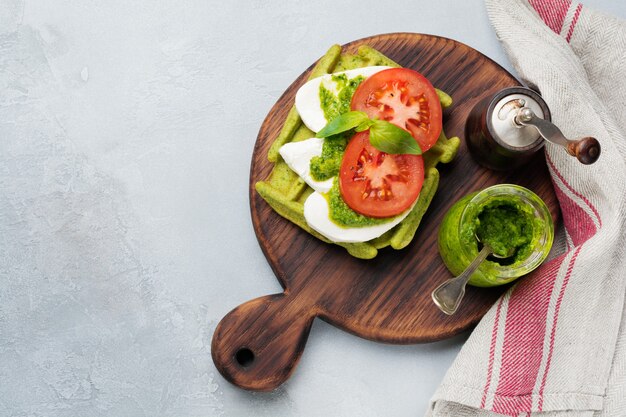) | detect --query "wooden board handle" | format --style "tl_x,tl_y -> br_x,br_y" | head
211,293 -> 315,391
